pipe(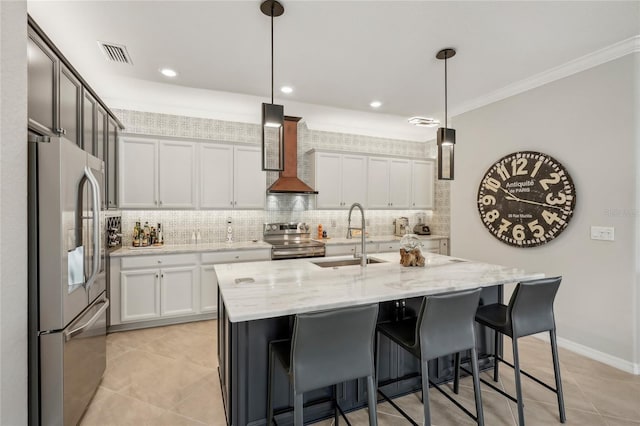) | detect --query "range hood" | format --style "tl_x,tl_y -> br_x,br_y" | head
267,116 -> 318,194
